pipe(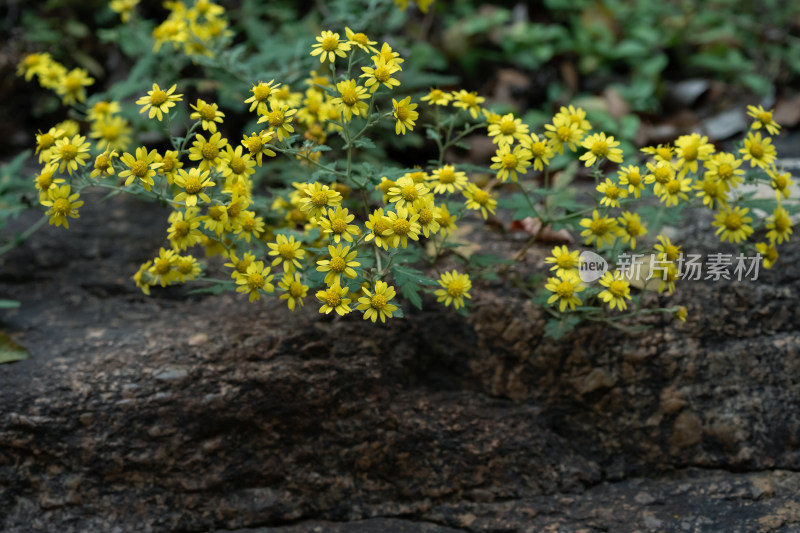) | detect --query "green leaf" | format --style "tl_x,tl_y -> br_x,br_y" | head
0,332 -> 28,364
0,300 -> 20,309
543,315 -> 581,340
390,265 -> 438,310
